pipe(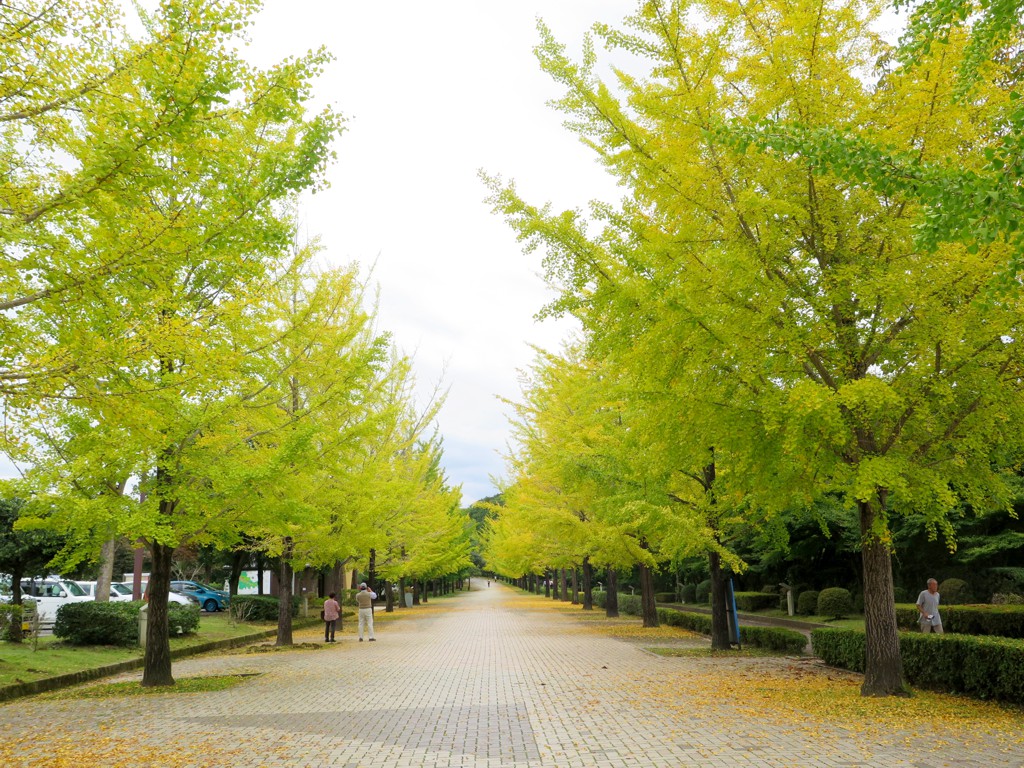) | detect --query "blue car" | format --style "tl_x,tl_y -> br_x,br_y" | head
170,580 -> 230,612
